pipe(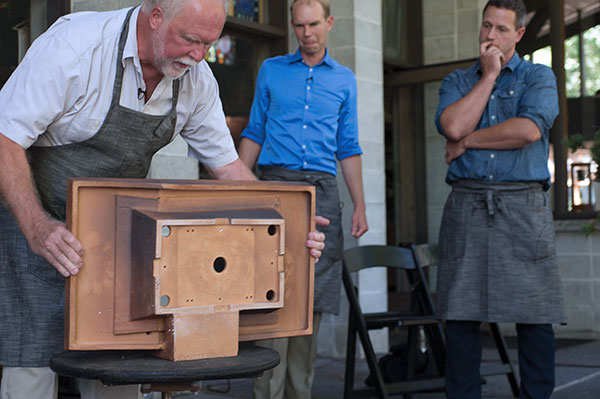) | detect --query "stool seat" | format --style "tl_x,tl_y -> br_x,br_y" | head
50,344 -> 279,385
